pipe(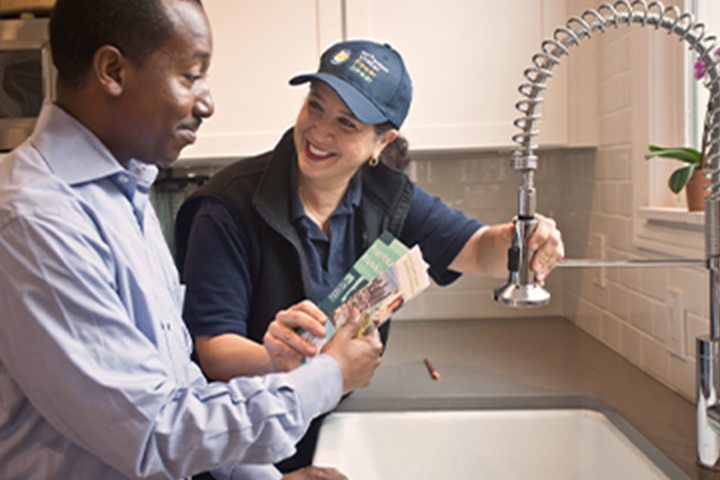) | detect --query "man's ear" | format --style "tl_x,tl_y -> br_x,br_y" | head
93,45 -> 126,97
